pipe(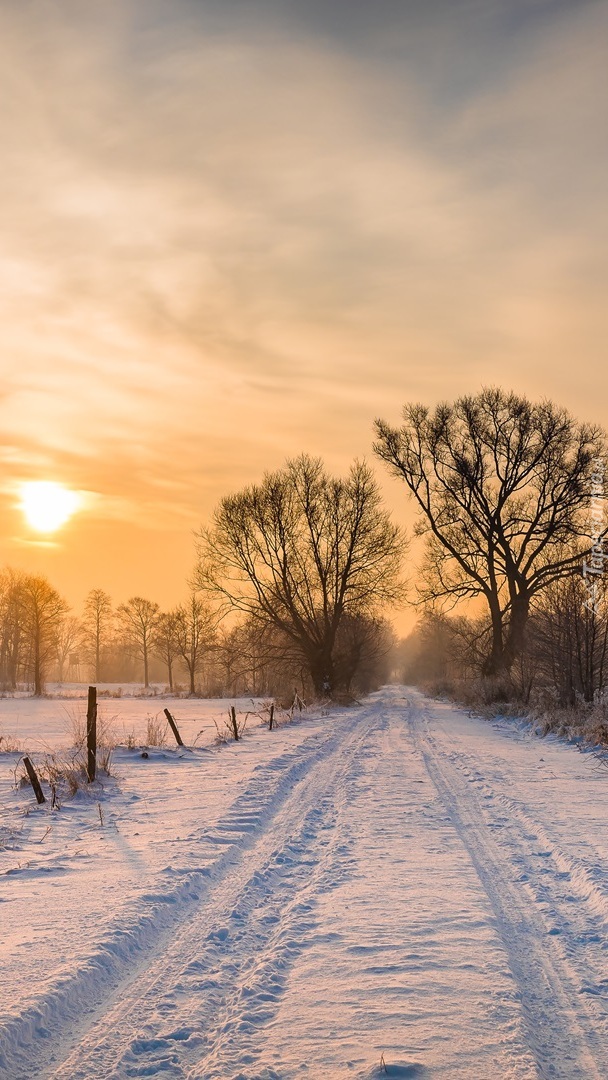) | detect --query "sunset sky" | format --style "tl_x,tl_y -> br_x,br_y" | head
1,0 -> 606,628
